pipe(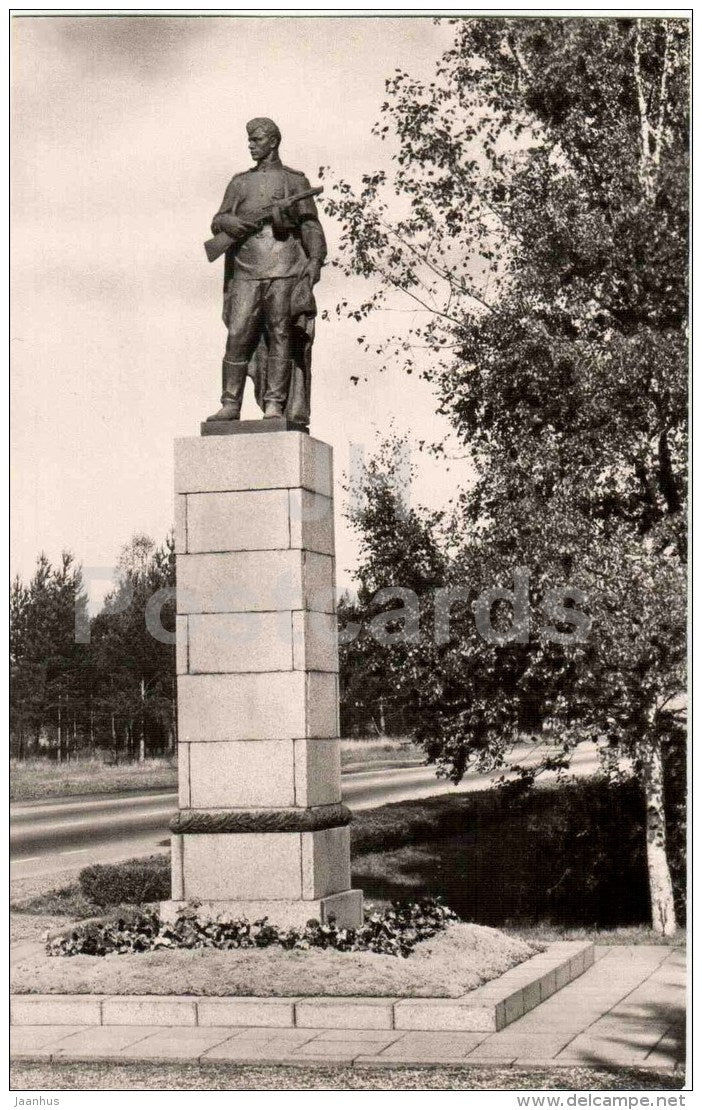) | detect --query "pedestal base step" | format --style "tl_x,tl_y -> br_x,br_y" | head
201,417 -> 309,437
160,889 -> 364,931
